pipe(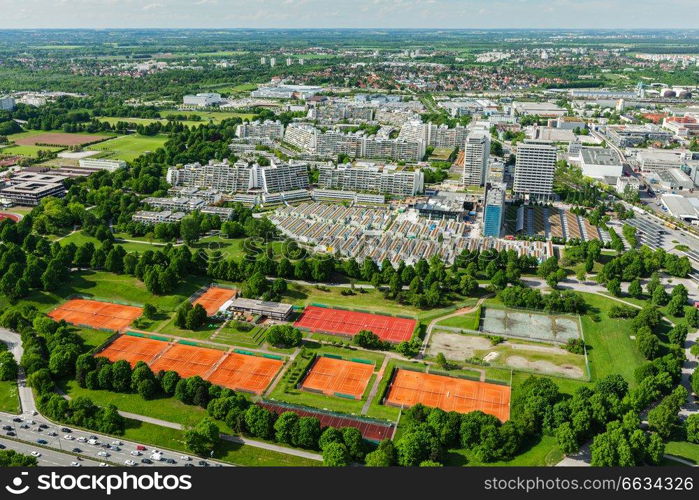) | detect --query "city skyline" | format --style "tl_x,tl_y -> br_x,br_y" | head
0,0 -> 697,30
